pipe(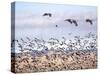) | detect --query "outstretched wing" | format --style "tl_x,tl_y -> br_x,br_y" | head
64,19 -> 72,24
43,13 -> 52,17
